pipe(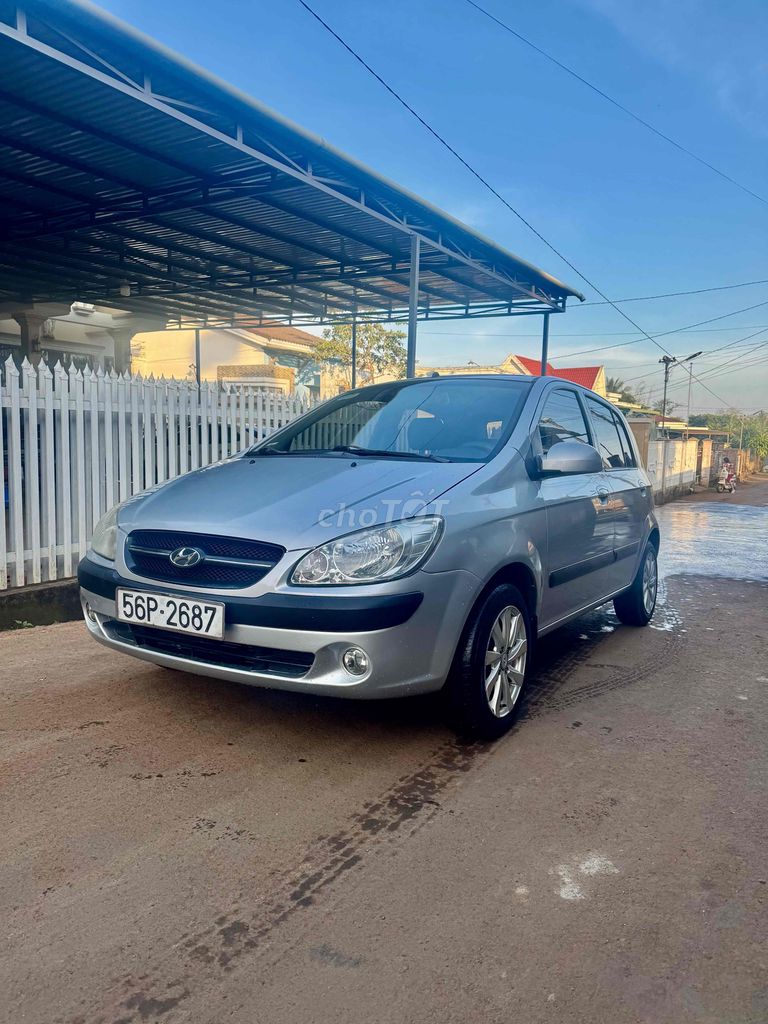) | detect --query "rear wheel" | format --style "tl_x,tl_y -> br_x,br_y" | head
446,583 -> 531,740
613,541 -> 658,626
